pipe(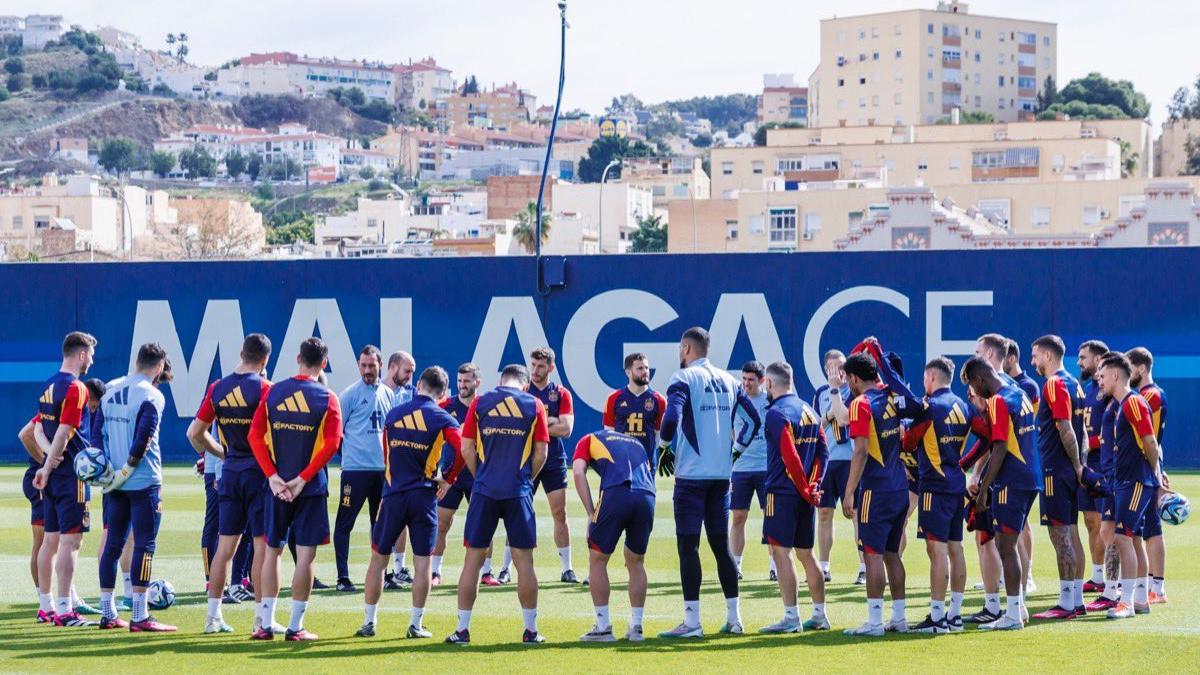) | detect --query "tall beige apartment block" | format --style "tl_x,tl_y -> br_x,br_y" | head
809,1 -> 1056,128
